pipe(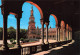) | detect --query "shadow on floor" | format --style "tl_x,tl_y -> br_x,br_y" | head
44,40 -> 80,55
